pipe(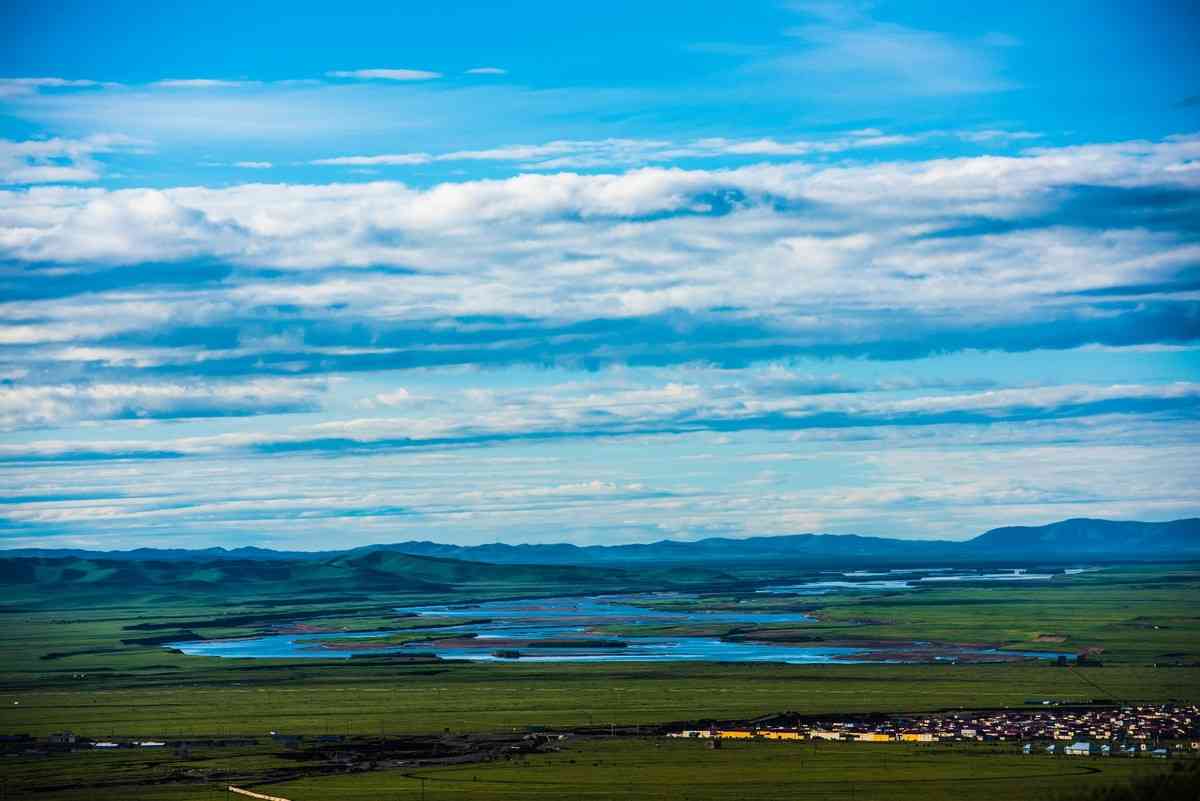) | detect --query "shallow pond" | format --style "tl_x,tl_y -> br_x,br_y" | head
759,567 -> 1059,594
166,592 -> 1068,664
